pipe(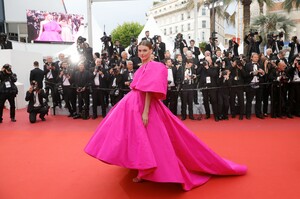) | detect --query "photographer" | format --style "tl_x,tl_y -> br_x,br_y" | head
205,37 -> 217,55
199,55 -> 219,121
262,54 -> 277,117
228,39 -> 239,57
163,58 -> 181,116
244,53 -> 265,119
288,36 -> 300,64
108,65 -> 123,106
90,58 -> 109,119
229,58 -> 246,120
25,81 -> 49,123
153,35 -> 166,62
44,56 -> 60,106
30,61 -> 44,89
217,70 -> 231,120
287,56 -> 300,117
0,33 -> 13,49
267,33 -> 284,55
113,40 -> 125,58
188,39 -> 201,61
141,30 -> 153,44
77,36 -> 94,67
174,33 -> 188,55
122,60 -> 135,95
244,31 -> 262,58
58,61 -> 77,117
269,61 -> 292,118
73,62 -> 92,119
180,59 -> 197,120
0,64 -> 18,123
